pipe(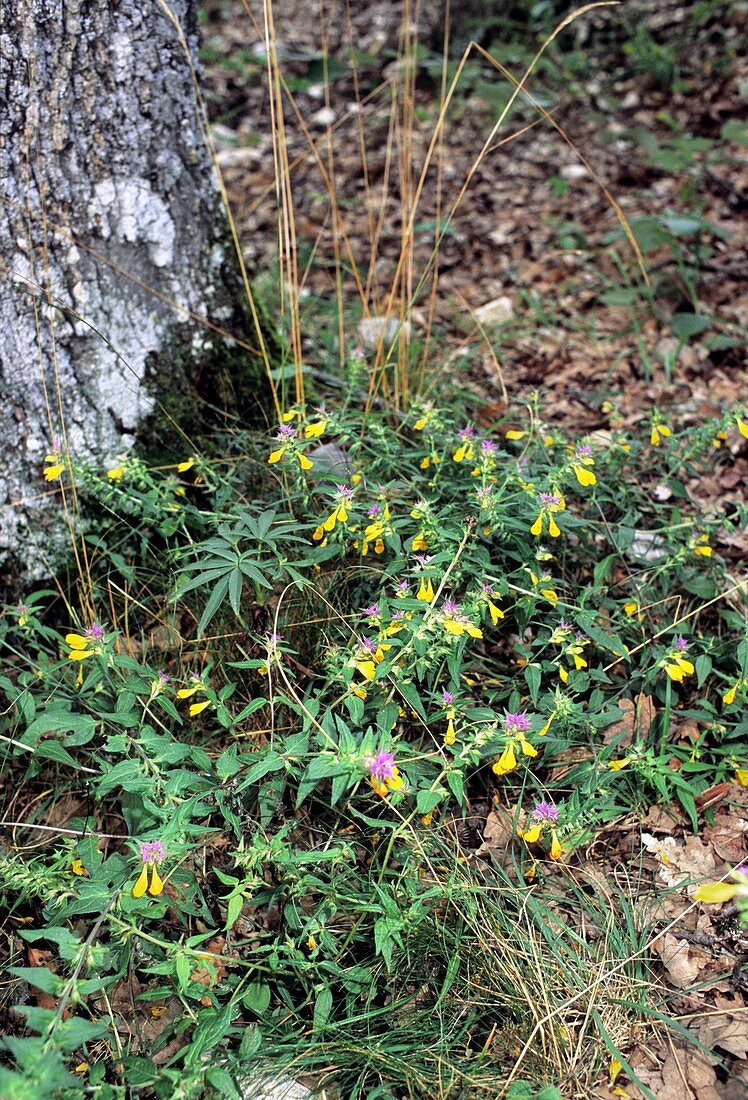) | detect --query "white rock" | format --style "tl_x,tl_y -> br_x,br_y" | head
473,296 -> 514,326
310,107 -> 336,127
559,164 -> 589,181
356,316 -> 411,350
239,1075 -> 311,1100
627,530 -> 670,564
